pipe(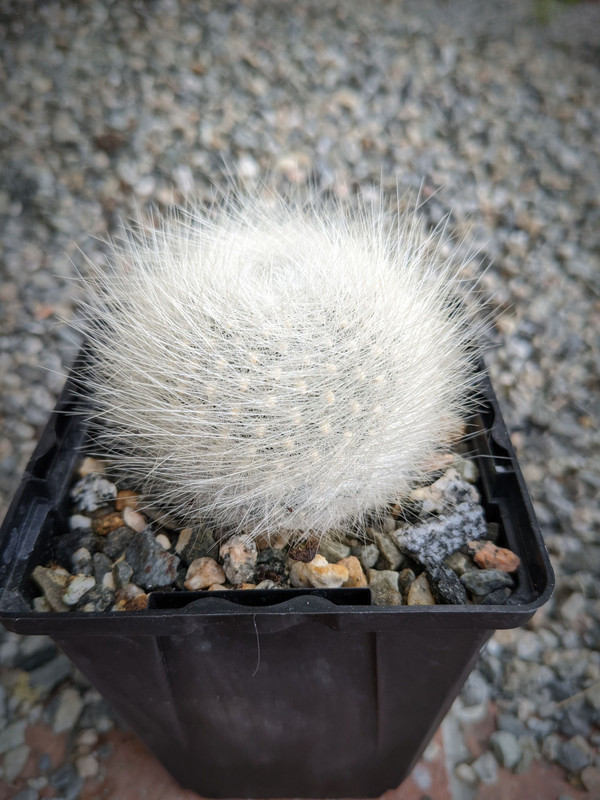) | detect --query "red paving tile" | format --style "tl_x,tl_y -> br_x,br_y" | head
75,727 -> 451,800
475,759 -> 591,800
0,717 -> 595,800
